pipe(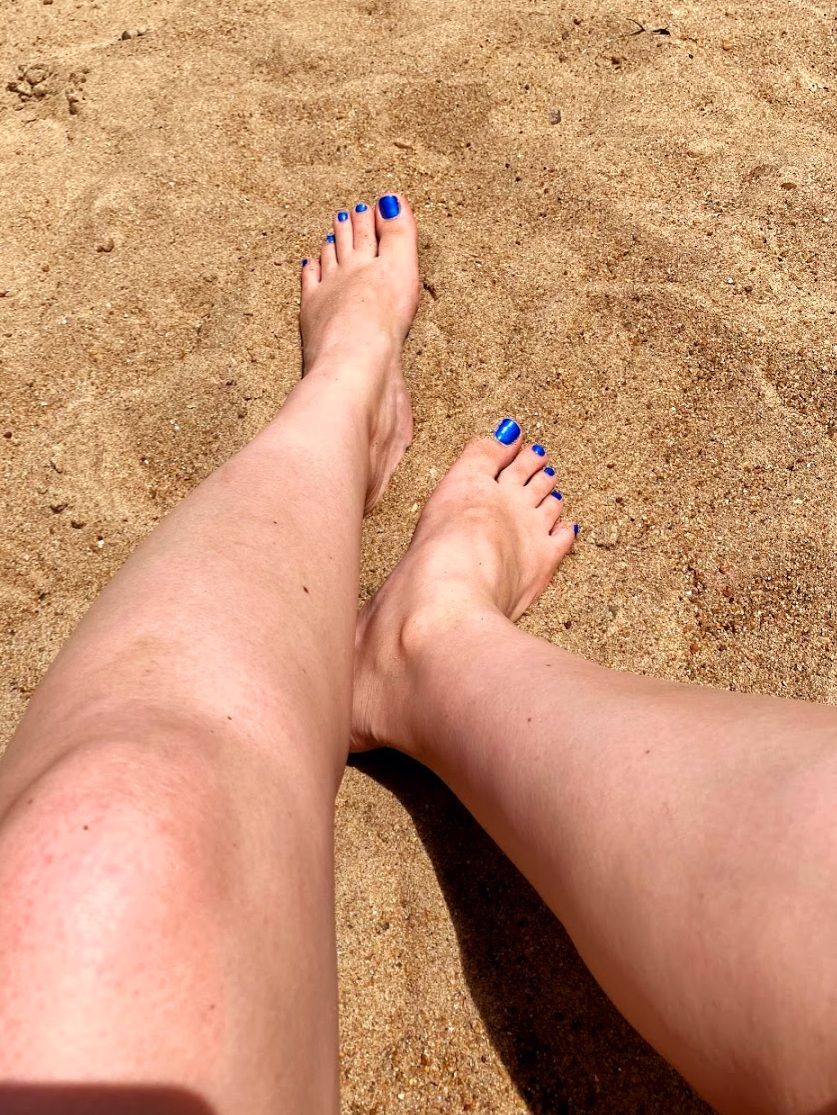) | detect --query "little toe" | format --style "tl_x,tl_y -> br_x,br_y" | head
300,256 -> 320,294
375,193 -> 418,260
500,442 -> 549,487
552,519 -> 579,555
320,233 -> 337,275
458,418 -> 523,478
526,464 -> 557,504
352,202 -> 376,257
